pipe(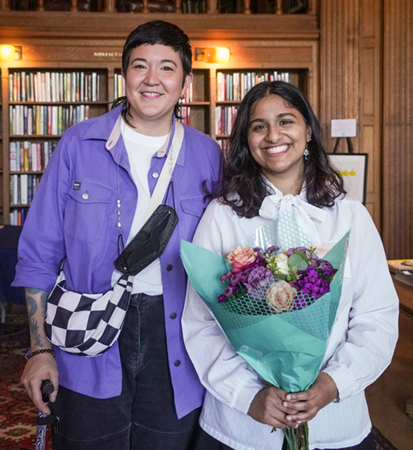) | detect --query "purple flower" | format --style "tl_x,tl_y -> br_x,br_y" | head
230,273 -> 242,285
265,245 -> 280,255
319,260 -> 337,277
286,246 -> 311,257
244,267 -> 273,292
218,294 -> 227,303
220,271 -> 232,282
224,286 -> 233,297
